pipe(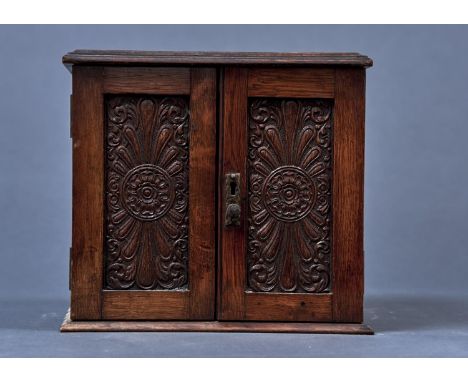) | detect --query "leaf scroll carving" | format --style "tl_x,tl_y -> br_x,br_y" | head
105,96 -> 189,290
247,99 -> 333,293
